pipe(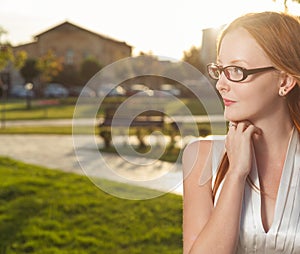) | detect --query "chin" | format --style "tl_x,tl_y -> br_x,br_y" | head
224,111 -> 244,122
